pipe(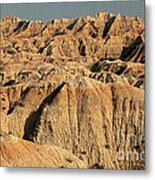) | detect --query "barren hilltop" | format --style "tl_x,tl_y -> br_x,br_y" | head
0,12 -> 145,169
